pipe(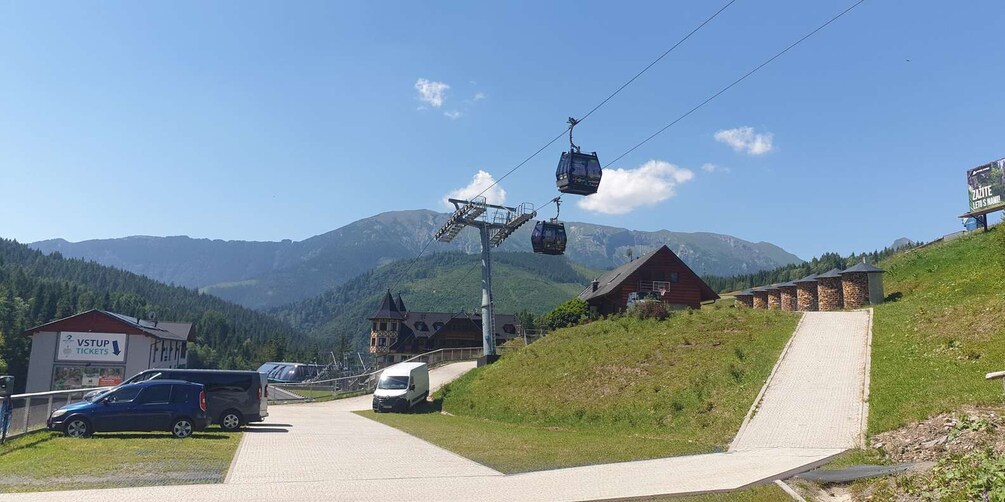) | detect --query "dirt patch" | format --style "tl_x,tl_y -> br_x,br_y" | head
870,406 -> 1005,463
